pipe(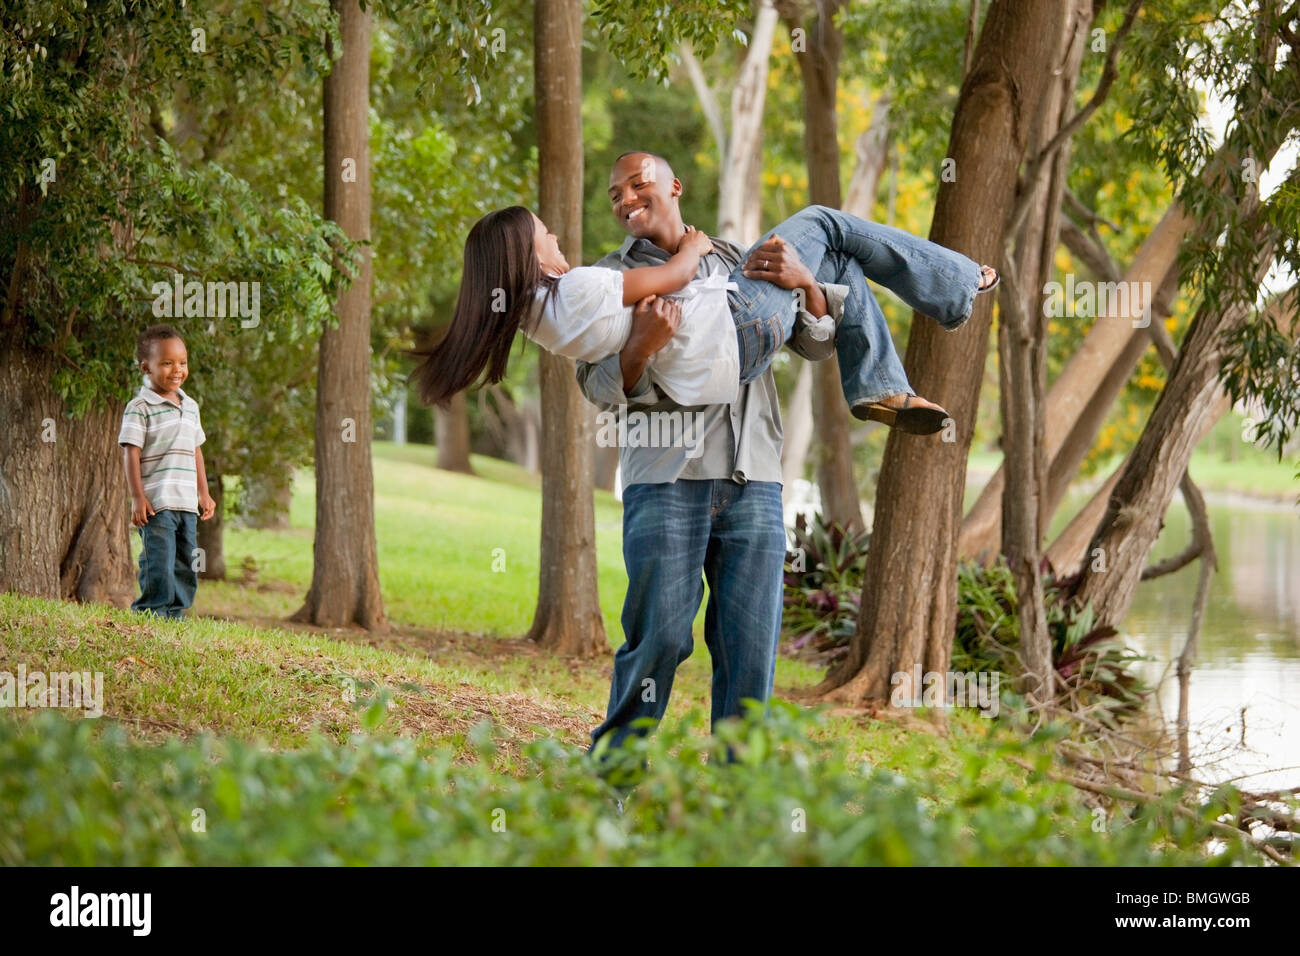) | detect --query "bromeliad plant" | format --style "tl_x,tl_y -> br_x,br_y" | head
953,561 -> 1150,727
782,512 -> 870,665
